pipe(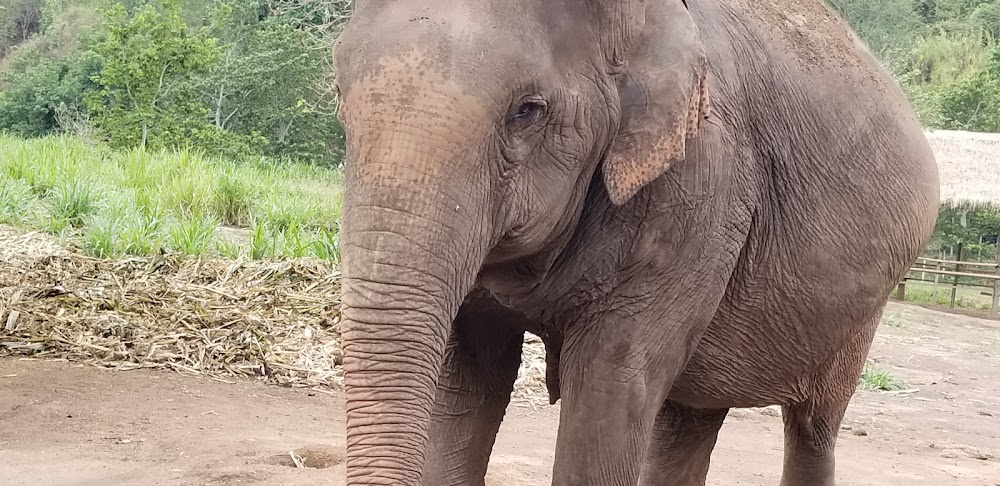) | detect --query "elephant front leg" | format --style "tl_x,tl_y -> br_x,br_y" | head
551,319 -> 703,486
422,302 -> 526,486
